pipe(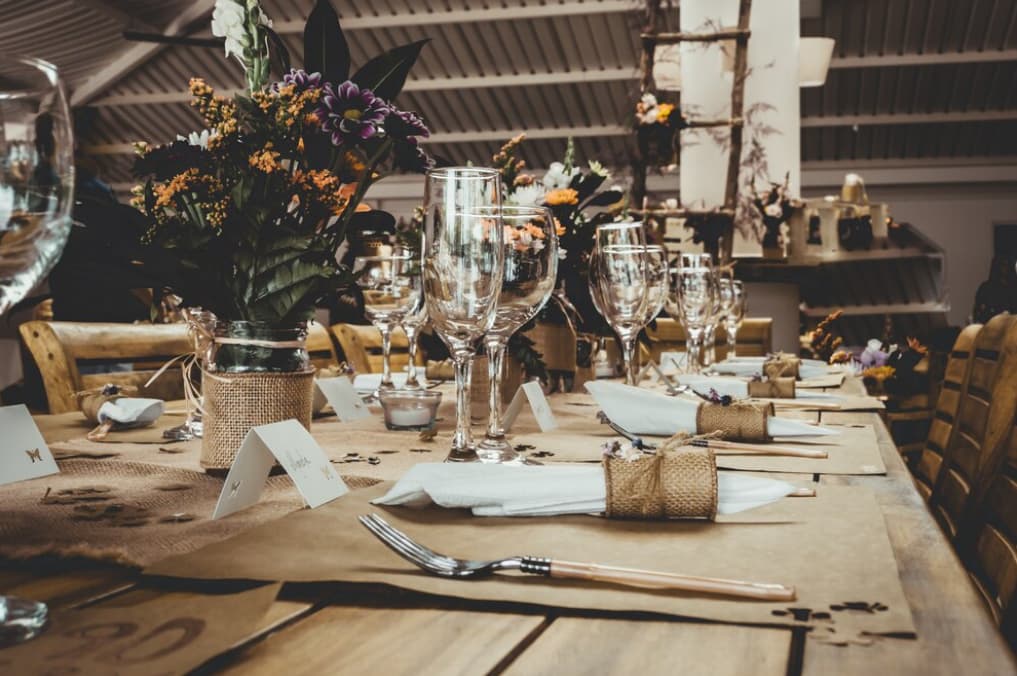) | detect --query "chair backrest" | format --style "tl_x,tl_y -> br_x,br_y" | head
928,313 -> 1017,540
913,323 -> 983,500
949,317 -> 1017,648
330,323 -> 415,375
306,321 -> 340,371
645,318 -> 773,361
19,321 -> 192,414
